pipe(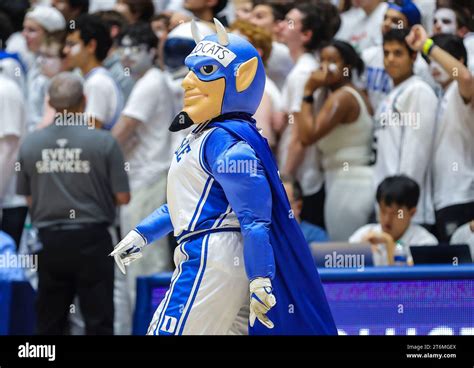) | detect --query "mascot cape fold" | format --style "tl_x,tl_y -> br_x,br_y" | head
170,19 -> 337,335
